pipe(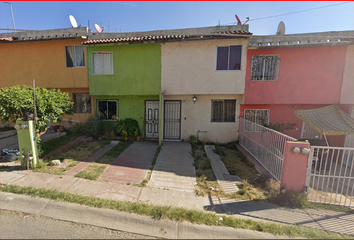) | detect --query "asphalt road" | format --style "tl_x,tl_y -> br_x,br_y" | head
0,210 -> 158,239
